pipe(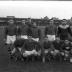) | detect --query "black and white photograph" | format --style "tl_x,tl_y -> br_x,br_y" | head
0,1 -> 72,72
